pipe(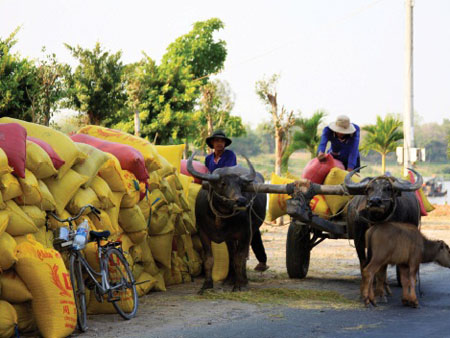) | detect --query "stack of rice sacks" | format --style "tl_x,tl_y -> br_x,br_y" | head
0,118 -> 234,336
